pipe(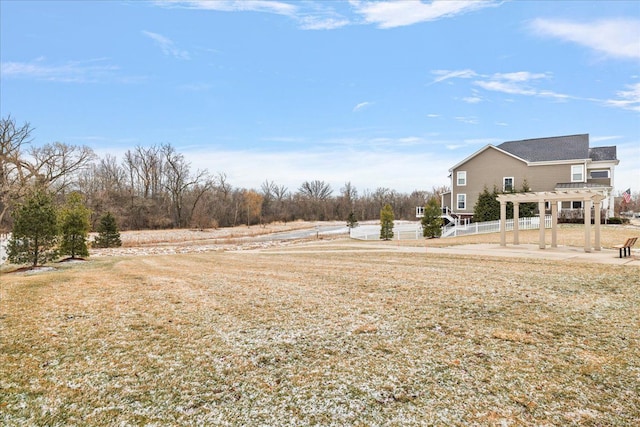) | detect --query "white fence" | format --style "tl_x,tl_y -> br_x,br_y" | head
349,215 -> 552,241
0,233 -> 9,265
